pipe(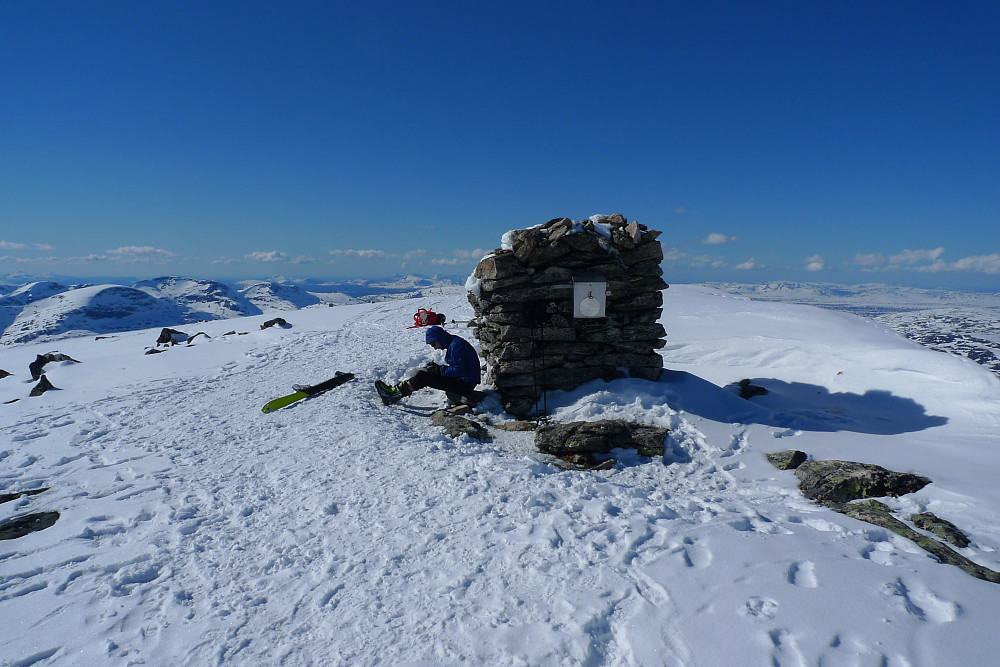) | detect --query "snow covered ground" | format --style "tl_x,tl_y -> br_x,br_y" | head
704,281 -> 1000,380
2,285 -> 1000,665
